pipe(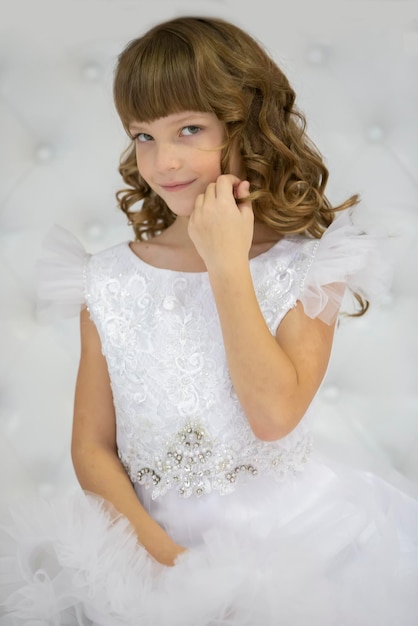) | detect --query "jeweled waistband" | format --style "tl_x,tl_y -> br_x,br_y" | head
119,422 -> 312,499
